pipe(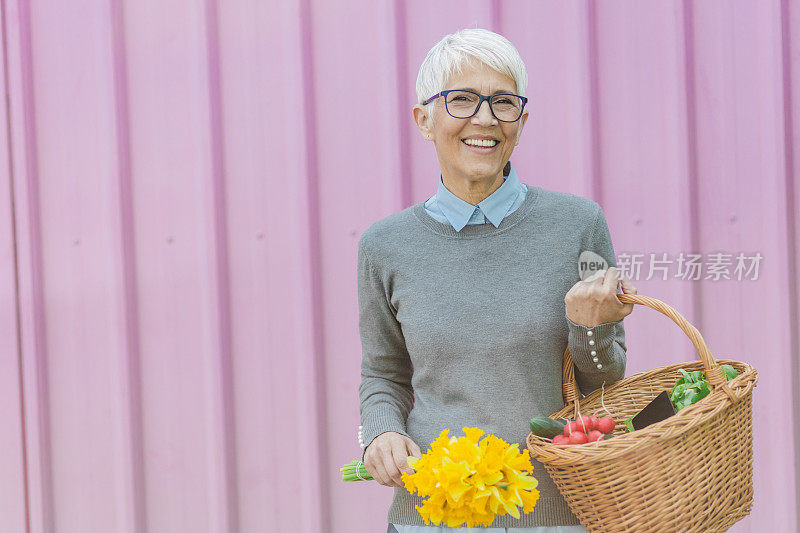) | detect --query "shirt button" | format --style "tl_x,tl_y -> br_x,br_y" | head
596,363 -> 603,370
587,330 -> 593,336
589,340 -> 595,346
590,350 -> 596,356
592,357 -> 599,363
